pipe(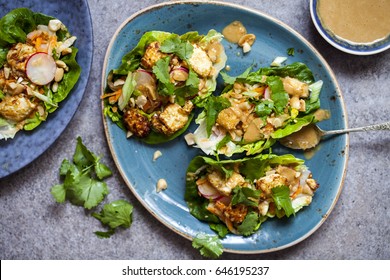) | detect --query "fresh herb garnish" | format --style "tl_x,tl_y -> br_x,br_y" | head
287,47 -> 295,56
51,137 -> 111,209
192,233 -> 223,259
92,199 -> 133,238
50,137 -> 134,238
271,185 -> 295,218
